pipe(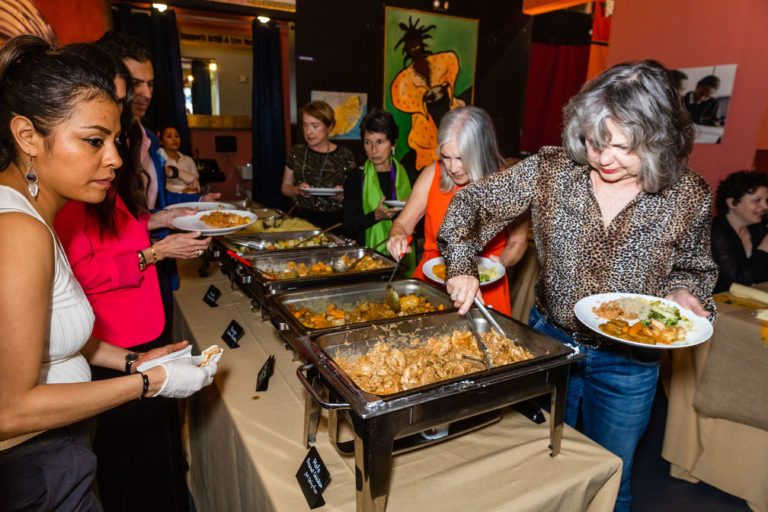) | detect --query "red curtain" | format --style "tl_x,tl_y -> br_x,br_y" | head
521,42 -> 590,153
